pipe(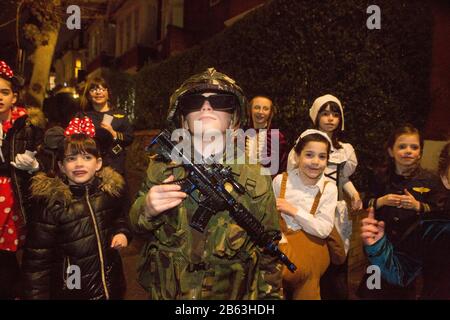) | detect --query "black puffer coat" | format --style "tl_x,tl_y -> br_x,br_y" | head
22,167 -> 132,300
